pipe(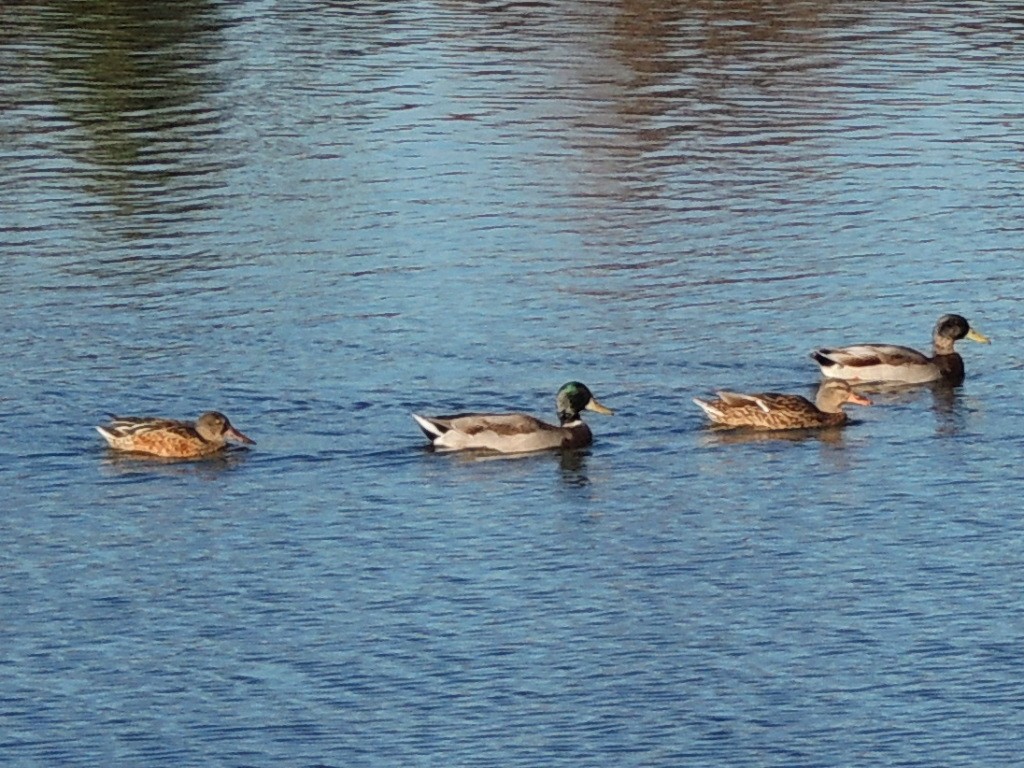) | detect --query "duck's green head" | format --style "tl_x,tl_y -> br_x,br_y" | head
556,381 -> 614,424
